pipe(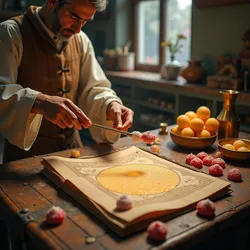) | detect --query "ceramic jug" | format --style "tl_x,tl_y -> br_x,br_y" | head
181,60 -> 205,83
